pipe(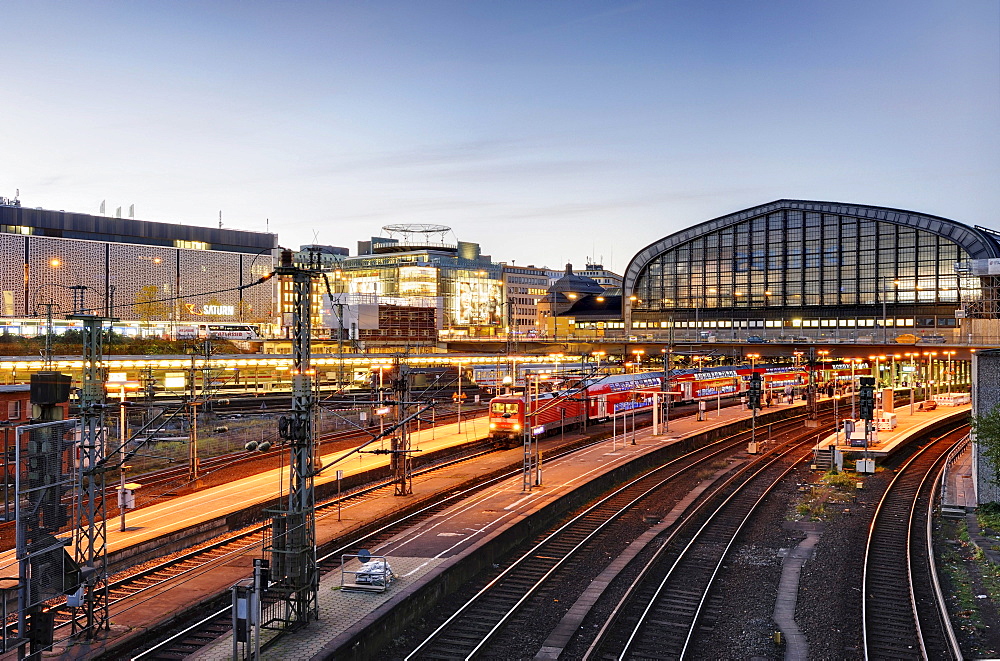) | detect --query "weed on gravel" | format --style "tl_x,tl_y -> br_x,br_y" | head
936,516 -> 1000,658
793,470 -> 860,521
